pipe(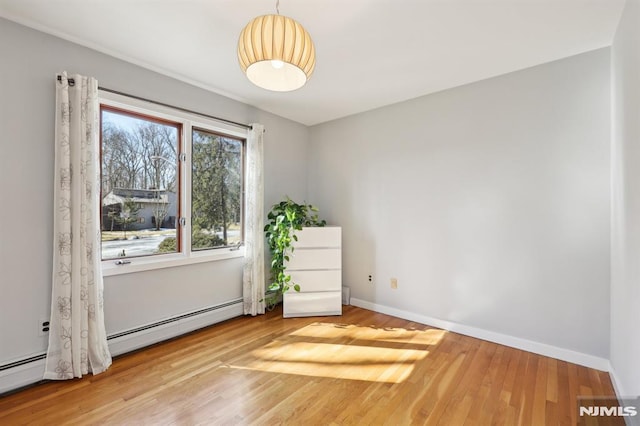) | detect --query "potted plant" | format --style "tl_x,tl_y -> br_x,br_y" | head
263,197 -> 326,308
